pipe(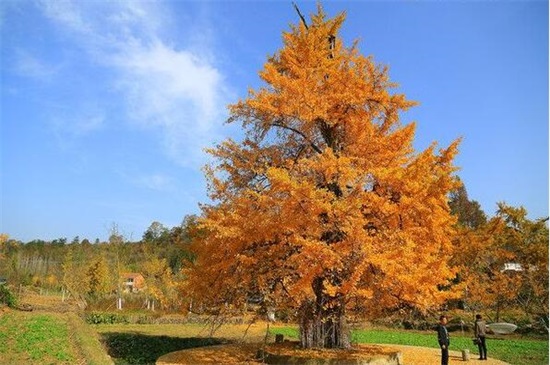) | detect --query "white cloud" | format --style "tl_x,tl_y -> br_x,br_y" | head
38,0 -> 91,34
49,109 -> 105,149
134,173 -> 176,192
37,0 -> 230,167
113,41 -> 226,165
13,50 -> 59,81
